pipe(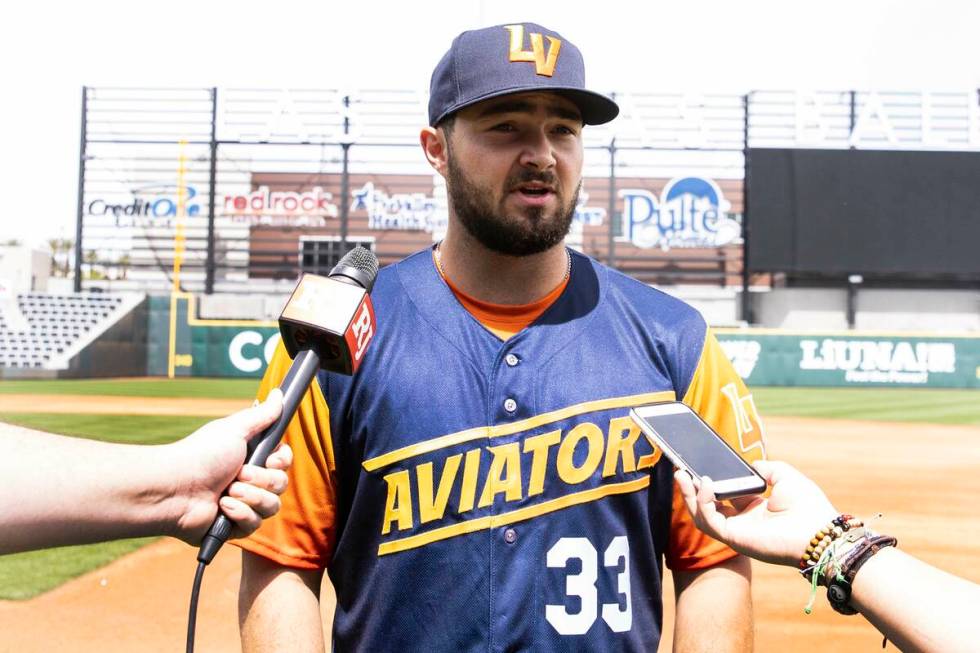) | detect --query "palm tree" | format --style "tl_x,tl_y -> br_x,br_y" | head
118,254 -> 131,280
47,238 -> 74,277
83,250 -> 103,280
